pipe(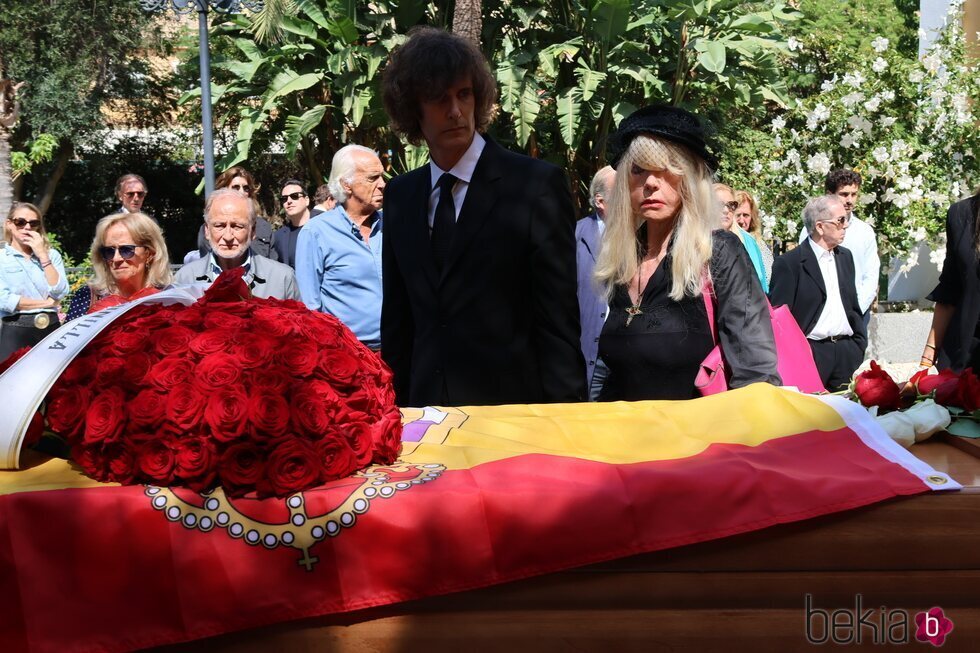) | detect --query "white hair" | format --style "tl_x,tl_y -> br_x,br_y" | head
803,195 -> 843,234
204,188 -> 256,227
588,166 -> 615,210
328,144 -> 380,205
